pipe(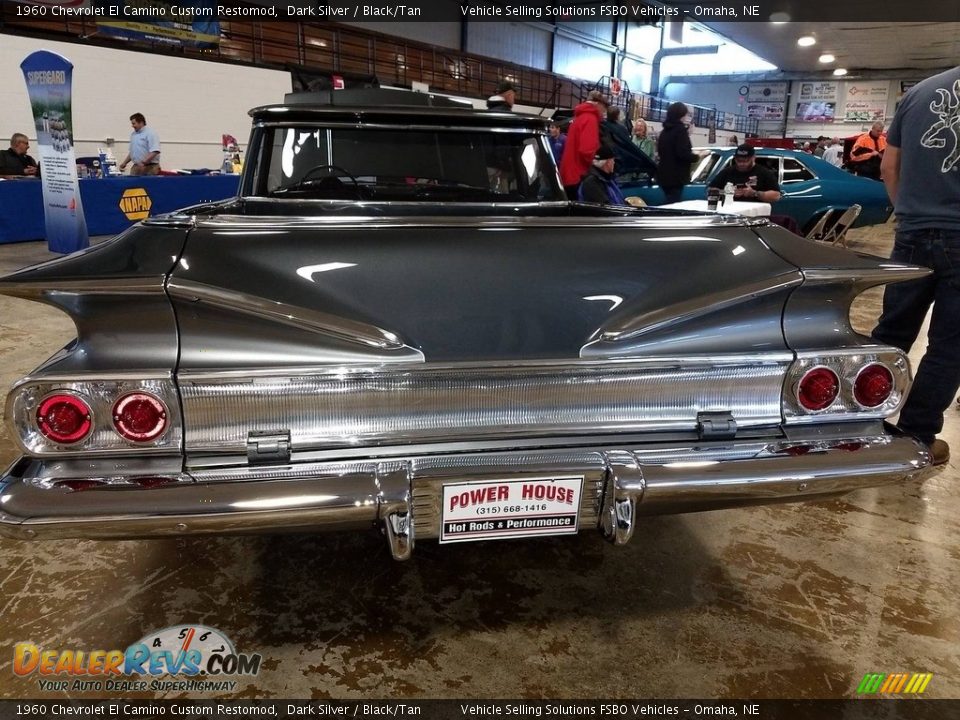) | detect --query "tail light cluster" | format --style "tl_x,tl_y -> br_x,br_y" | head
34,392 -> 169,445
784,350 -> 909,424
5,376 -> 181,456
